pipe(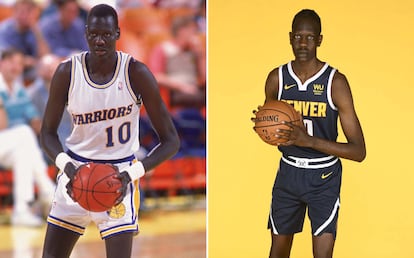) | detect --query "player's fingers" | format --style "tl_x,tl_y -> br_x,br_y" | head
66,189 -> 75,201
276,127 -> 293,135
281,121 -> 295,128
114,194 -> 125,206
277,141 -> 292,146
